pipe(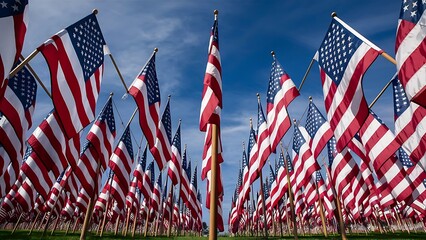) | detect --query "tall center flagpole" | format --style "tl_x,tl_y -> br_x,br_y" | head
209,122 -> 218,240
